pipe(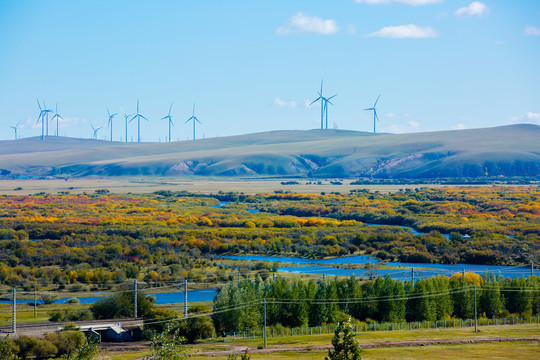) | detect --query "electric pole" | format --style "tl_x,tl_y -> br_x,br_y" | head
474,285 -> 477,333
411,268 -> 415,283
263,298 -> 267,349
34,283 -> 37,318
133,279 -> 137,318
12,288 -> 16,333
184,279 -> 188,318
